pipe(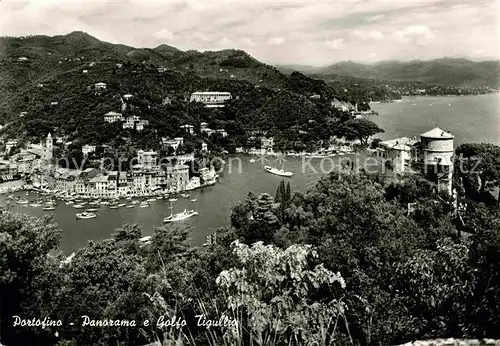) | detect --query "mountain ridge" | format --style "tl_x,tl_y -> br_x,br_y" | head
279,58 -> 500,87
